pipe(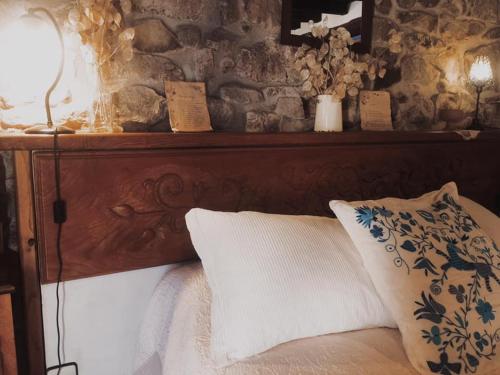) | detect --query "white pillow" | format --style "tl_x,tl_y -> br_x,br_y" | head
185,209 -> 396,365
460,195 -> 500,244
